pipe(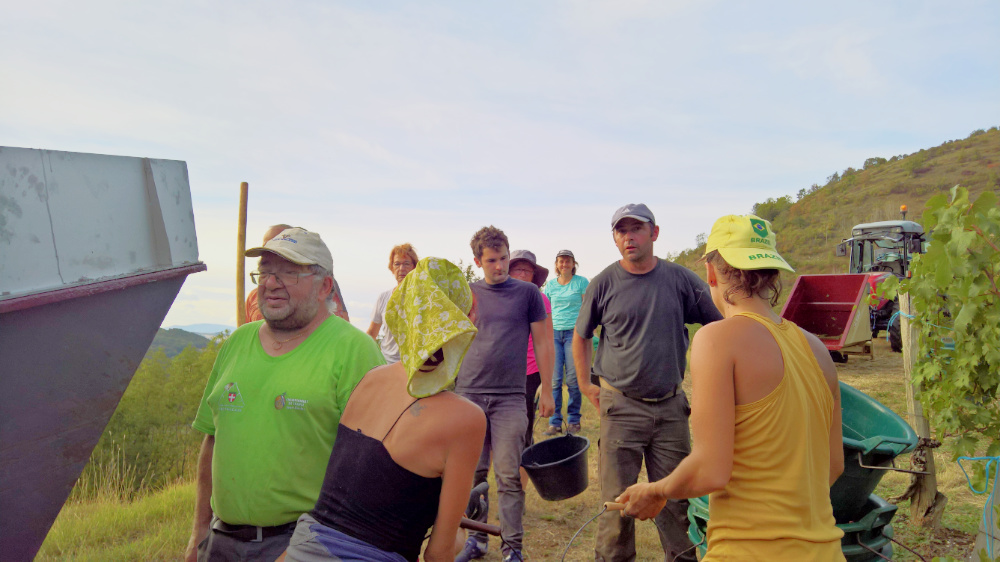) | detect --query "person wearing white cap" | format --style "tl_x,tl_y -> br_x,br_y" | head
246,225 -> 350,324
186,227 -> 385,562
616,214 -> 844,561
573,204 -> 722,562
